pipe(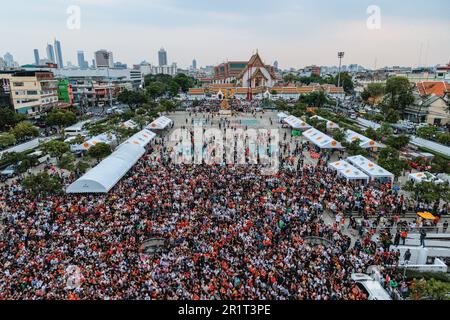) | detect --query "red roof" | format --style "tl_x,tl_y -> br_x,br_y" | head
416,81 -> 450,97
